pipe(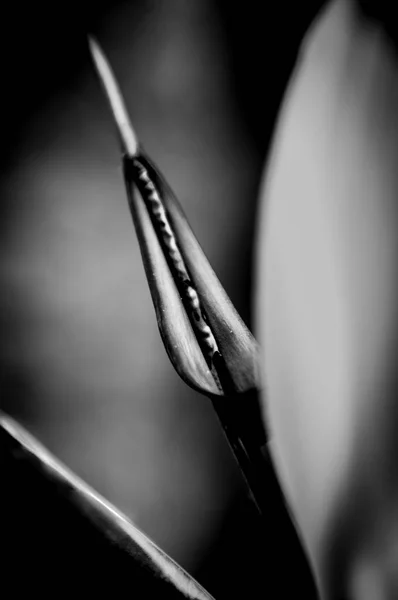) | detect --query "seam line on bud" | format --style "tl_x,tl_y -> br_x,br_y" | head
125,154 -> 224,391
